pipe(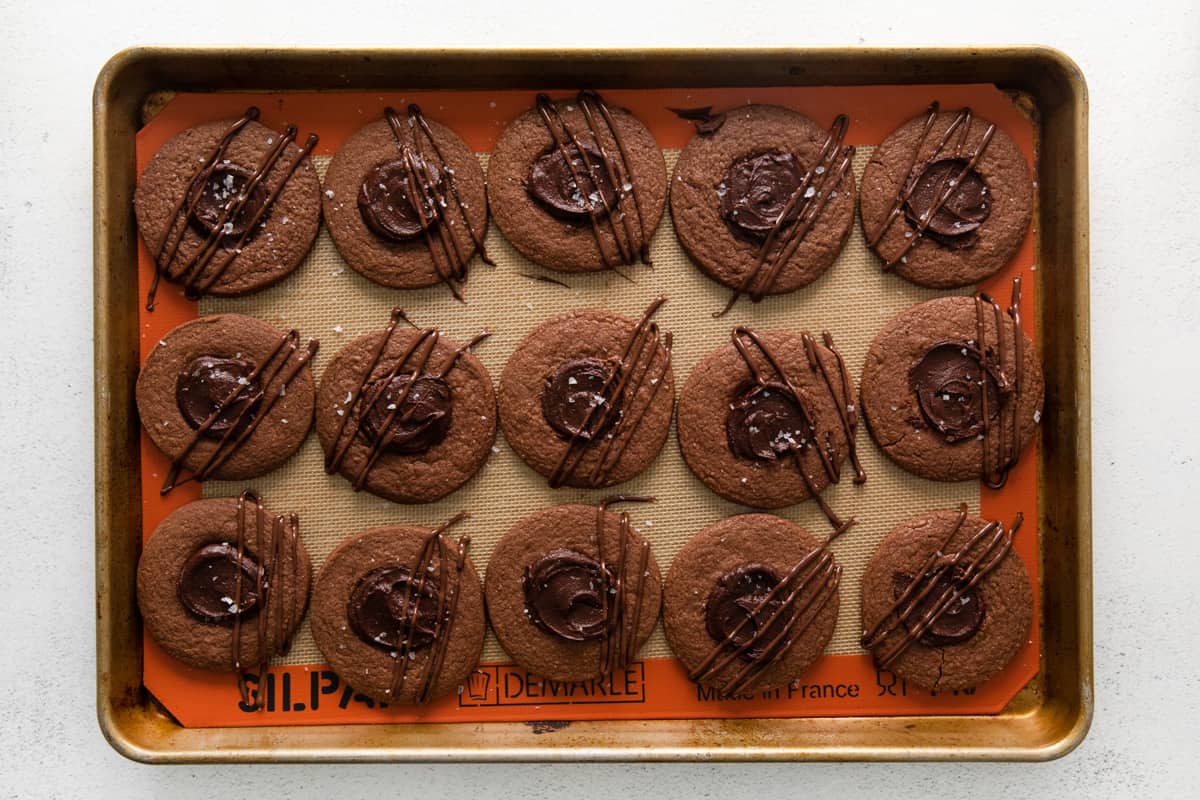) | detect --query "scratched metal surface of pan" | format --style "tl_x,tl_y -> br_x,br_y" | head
94,46 -> 1091,762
